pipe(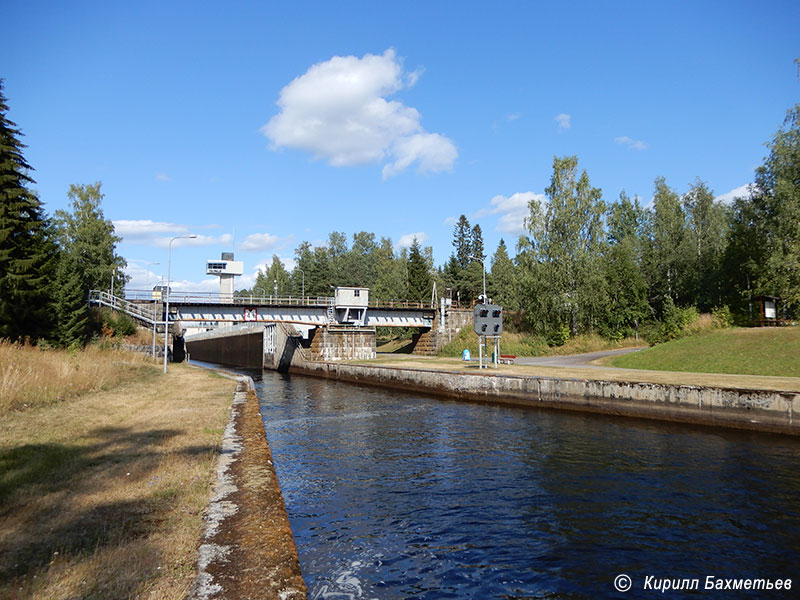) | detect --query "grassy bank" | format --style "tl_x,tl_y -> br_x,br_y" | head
436,326 -> 640,358
0,346 -> 236,599
608,326 -> 800,377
